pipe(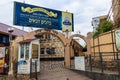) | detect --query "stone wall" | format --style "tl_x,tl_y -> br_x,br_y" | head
90,30 -> 119,60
